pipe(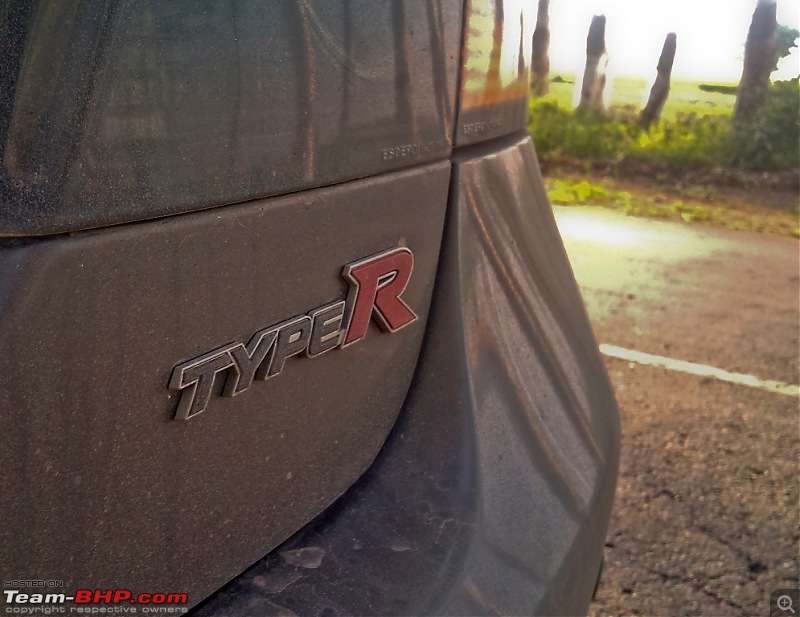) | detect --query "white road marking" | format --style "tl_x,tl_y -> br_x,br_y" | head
599,344 -> 800,397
